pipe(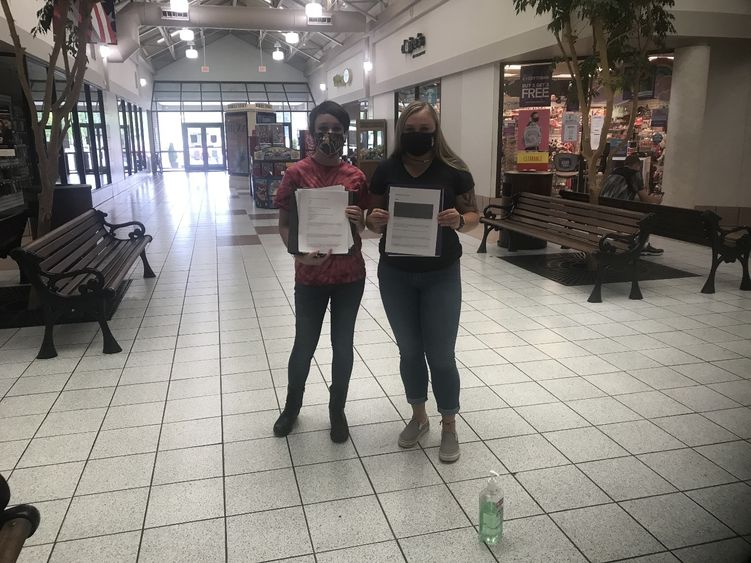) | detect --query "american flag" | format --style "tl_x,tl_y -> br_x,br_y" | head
53,1 -> 117,45
90,0 -> 117,45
